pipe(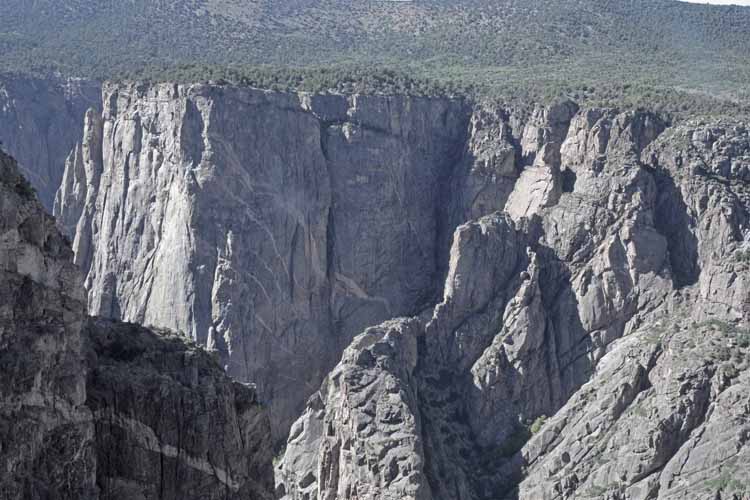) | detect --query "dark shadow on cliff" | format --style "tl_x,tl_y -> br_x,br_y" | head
477,242 -> 594,500
414,227 -> 595,500
651,168 -> 701,287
